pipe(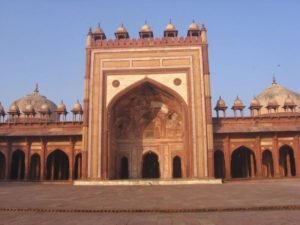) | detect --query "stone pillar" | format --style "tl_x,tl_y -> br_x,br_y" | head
293,135 -> 300,176
224,136 -> 231,178
255,136 -> 262,177
250,153 -> 255,177
24,139 -> 31,180
286,153 -> 291,177
5,141 -> 11,180
69,139 -> 75,180
40,138 -> 46,180
272,135 -> 280,177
